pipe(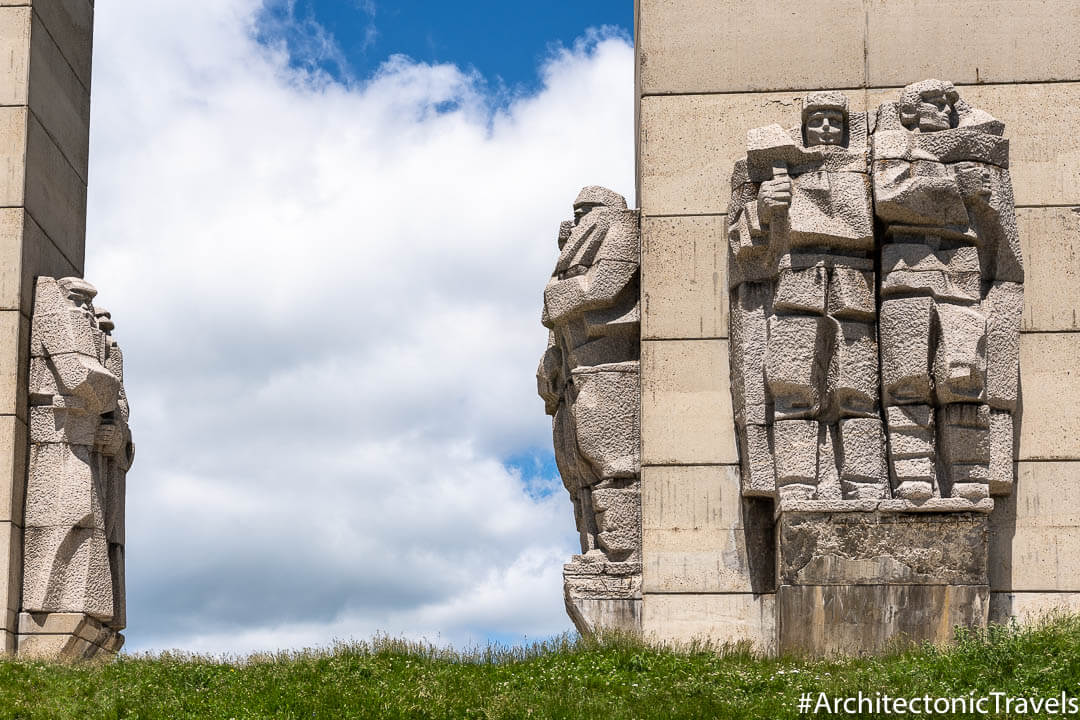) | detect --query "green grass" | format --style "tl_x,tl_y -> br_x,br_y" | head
3,614 -> 1080,719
